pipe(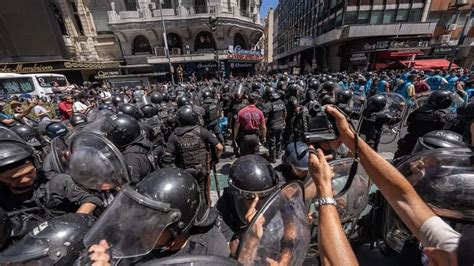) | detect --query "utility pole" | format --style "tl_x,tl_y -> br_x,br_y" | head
208,16 -> 222,81
159,0 -> 175,85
